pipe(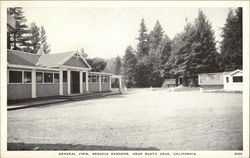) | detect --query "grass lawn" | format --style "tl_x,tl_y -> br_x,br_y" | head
7,88 -> 243,150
